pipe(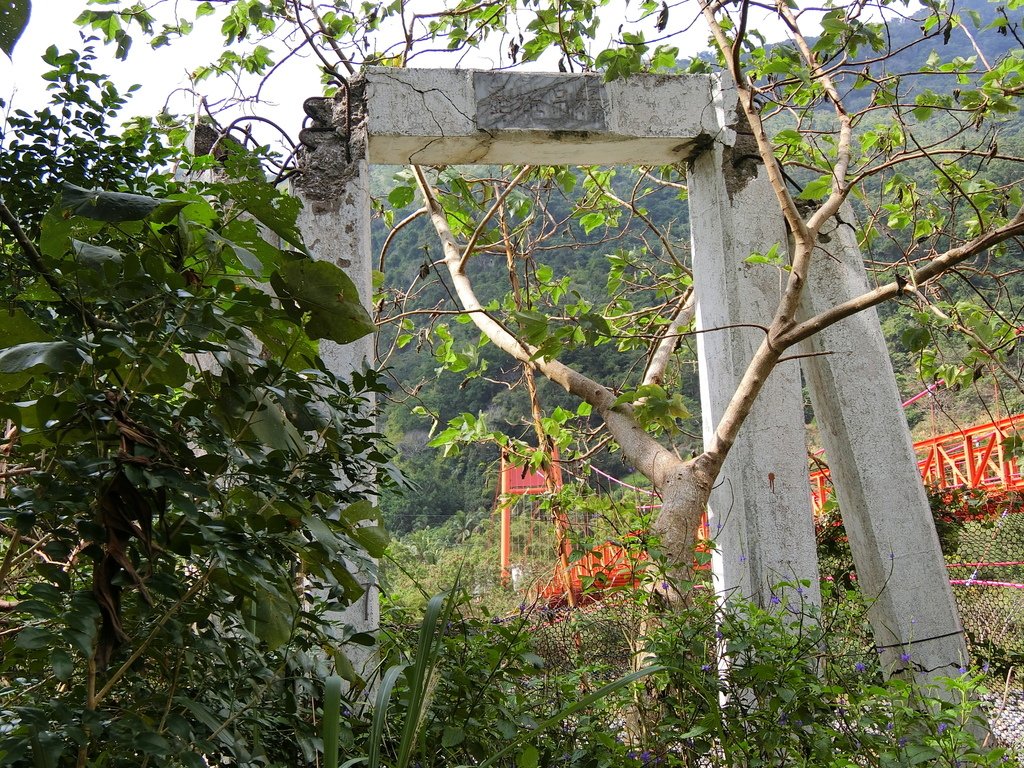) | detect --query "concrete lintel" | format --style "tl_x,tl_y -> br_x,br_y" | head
798,212 -> 969,687
360,67 -> 727,165
689,141 -> 820,611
